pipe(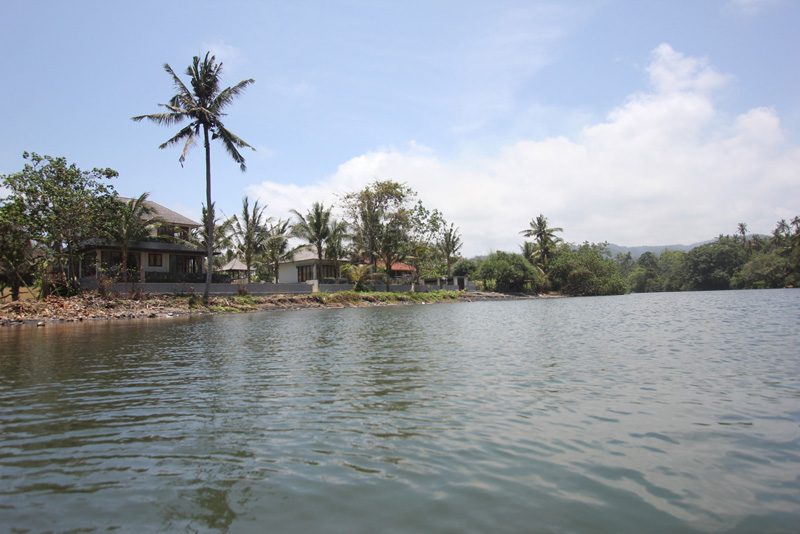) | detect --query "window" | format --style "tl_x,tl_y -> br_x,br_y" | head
297,265 -> 314,282
148,253 -> 163,267
321,264 -> 336,280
